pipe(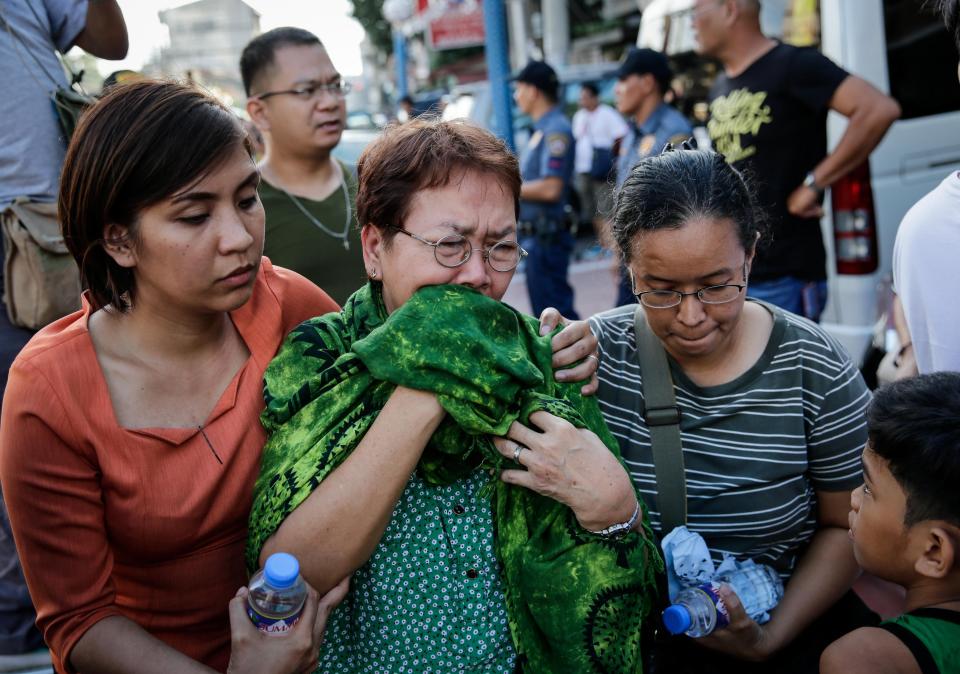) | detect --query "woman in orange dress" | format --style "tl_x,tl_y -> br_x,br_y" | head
0,80 -> 600,674
0,81 -> 344,674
